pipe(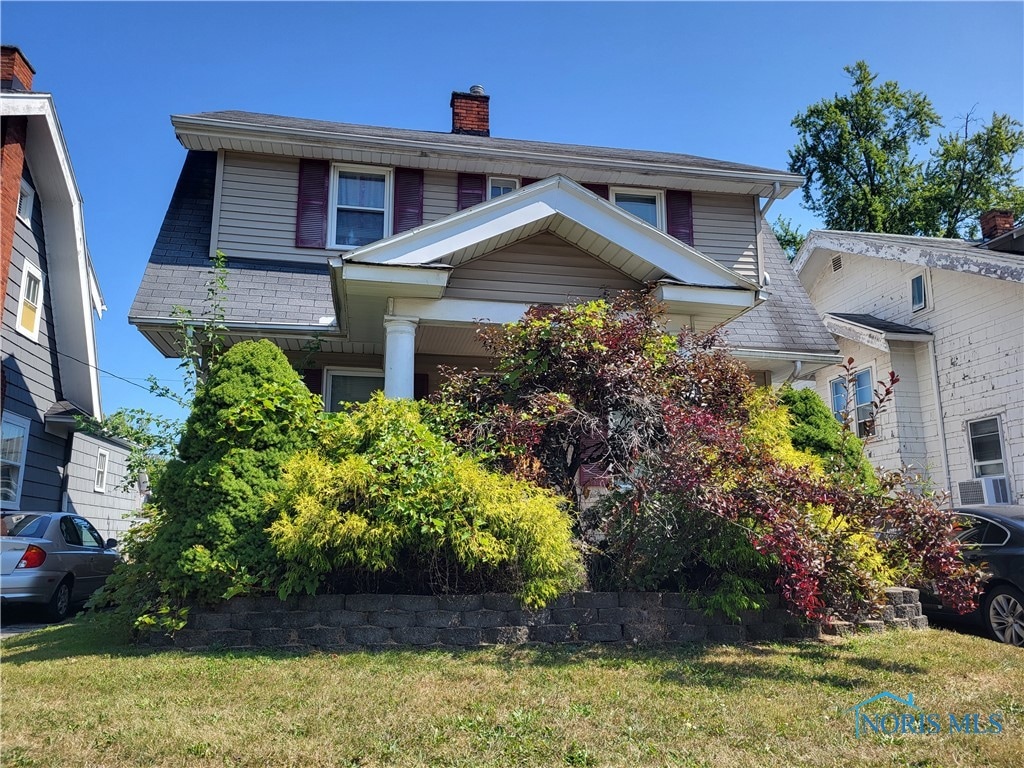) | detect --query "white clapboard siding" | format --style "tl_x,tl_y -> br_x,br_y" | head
692,193 -> 758,277
445,233 -> 641,304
